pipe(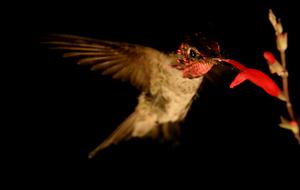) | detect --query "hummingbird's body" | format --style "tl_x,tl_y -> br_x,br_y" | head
90,53 -> 204,157
44,33 -> 220,158
131,56 -> 203,137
